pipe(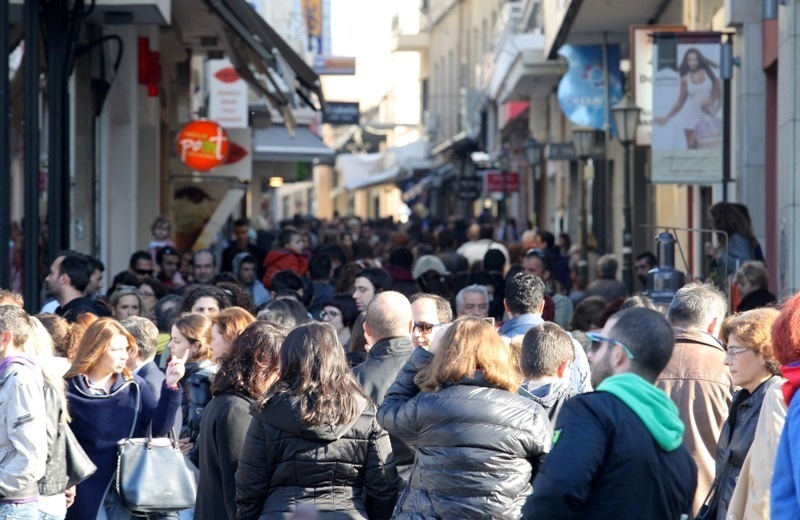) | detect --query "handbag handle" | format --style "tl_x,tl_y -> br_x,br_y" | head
128,380 -> 140,440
